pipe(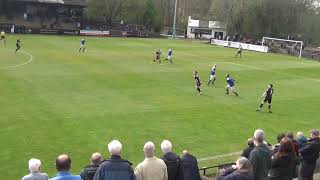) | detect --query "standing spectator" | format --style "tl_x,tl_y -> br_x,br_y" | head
93,140 -> 135,180
286,132 -> 299,155
298,129 -> 320,180
21,158 -> 48,180
242,138 -> 255,159
249,129 -> 272,180
296,132 -> 308,148
217,157 -> 254,180
50,154 -> 80,180
273,133 -> 286,155
160,140 -> 183,180
80,152 -> 102,180
180,150 -> 201,180
135,141 -> 168,180
268,137 -> 296,180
